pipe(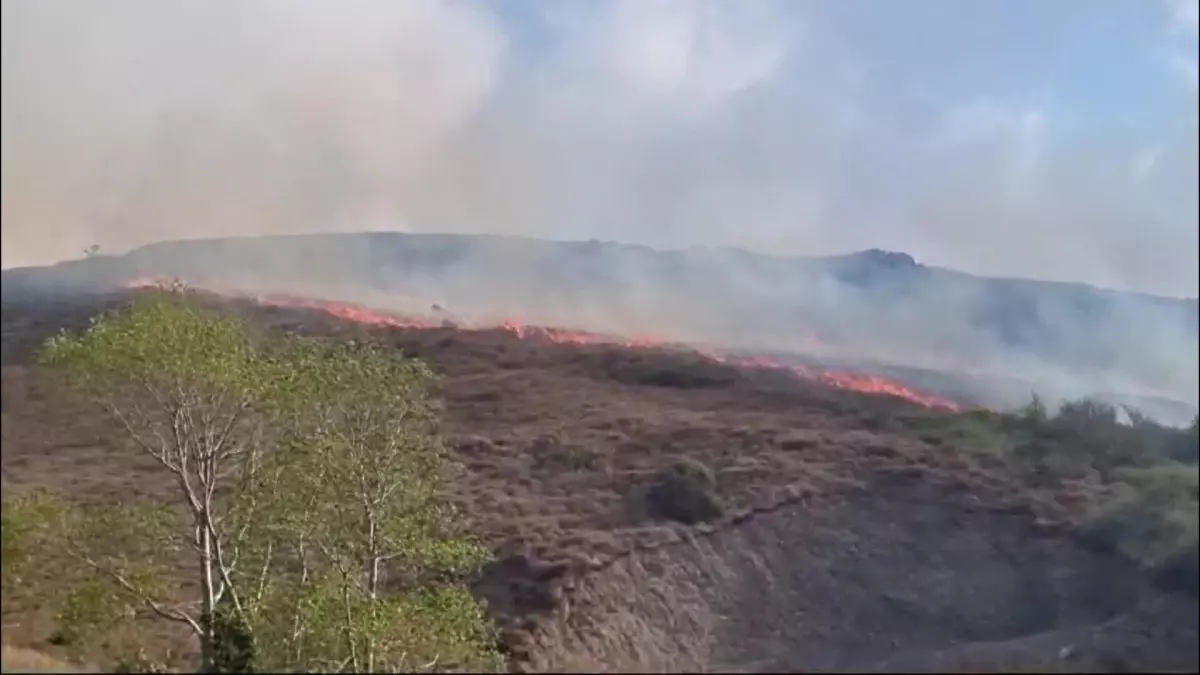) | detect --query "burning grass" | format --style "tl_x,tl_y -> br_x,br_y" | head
123,277 -> 961,412
1,283 -> 1195,672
